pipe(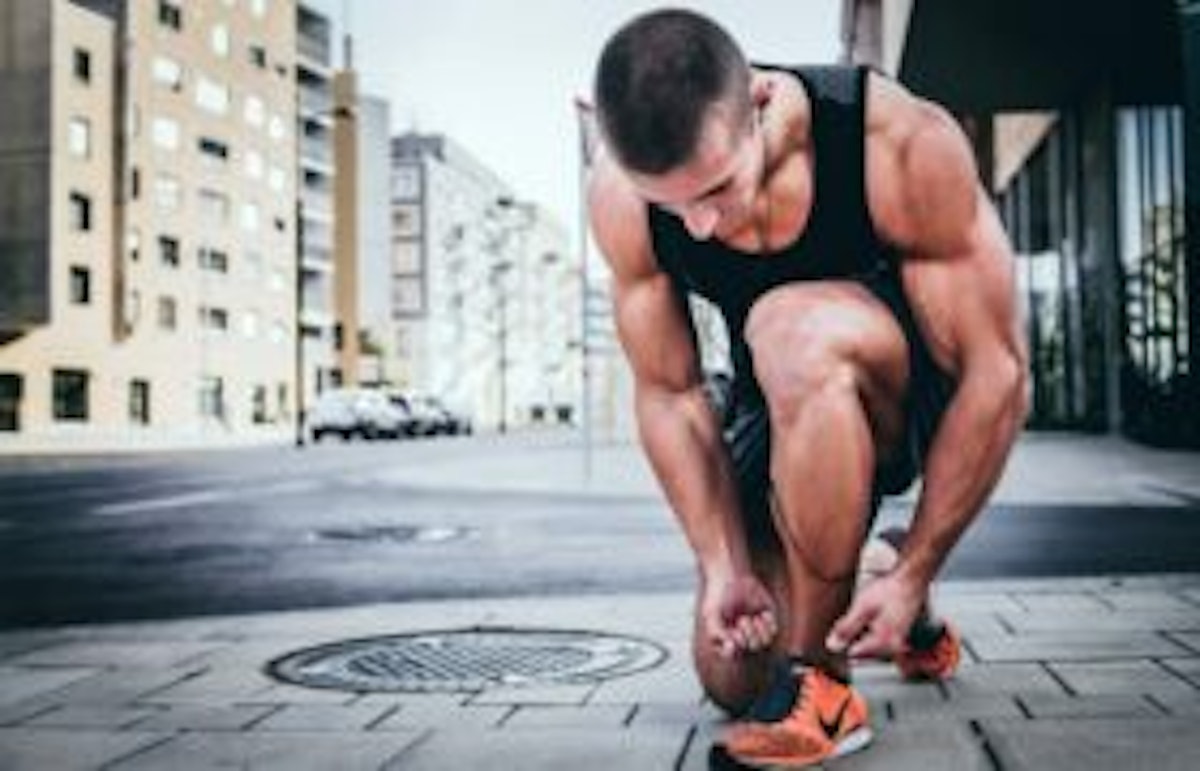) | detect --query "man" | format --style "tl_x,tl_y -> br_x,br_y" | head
588,8 -> 1028,768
